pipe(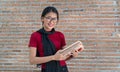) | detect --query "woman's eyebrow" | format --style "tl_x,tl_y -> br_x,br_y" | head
46,16 -> 57,18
